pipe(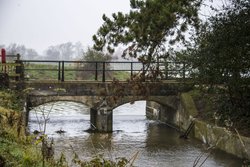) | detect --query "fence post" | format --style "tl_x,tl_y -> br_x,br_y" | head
1,49 -> 6,73
183,62 -> 186,80
61,61 -> 65,82
165,62 -> 168,80
58,61 -> 61,81
142,63 -> 145,82
95,62 -> 98,81
102,62 -> 105,82
131,62 -> 133,78
15,54 -> 24,81
1,48 -> 6,64
157,55 -> 160,71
